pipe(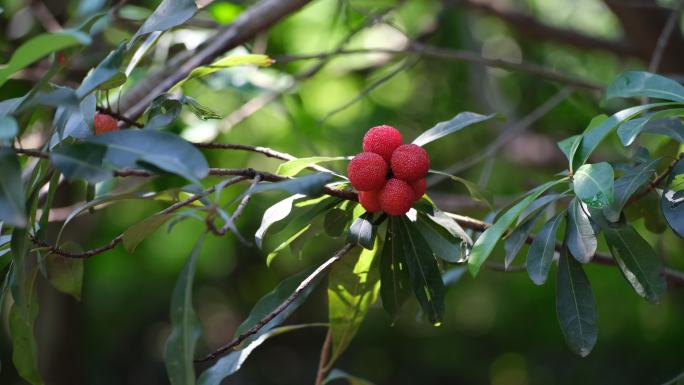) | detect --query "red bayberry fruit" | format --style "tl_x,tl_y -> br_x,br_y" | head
94,113 -> 118,135
359,190 -> 382,213
390,144 -> 430,181
411,178 -> 426,201
362,125 -> 403,162
379,178 -> 415,216
347,152 -> 388,191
